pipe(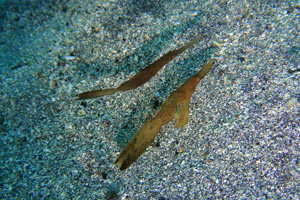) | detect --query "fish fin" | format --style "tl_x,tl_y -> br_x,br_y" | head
174,102 -> 189,128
